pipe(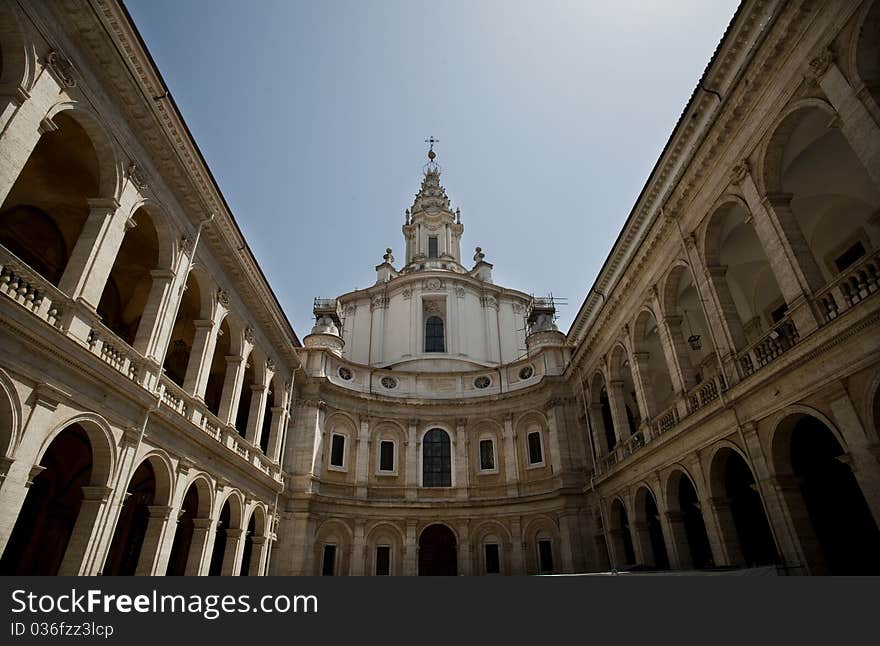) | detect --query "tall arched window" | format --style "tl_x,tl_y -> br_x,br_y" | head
425,316 -> 445,352
422,428 -> 451,487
